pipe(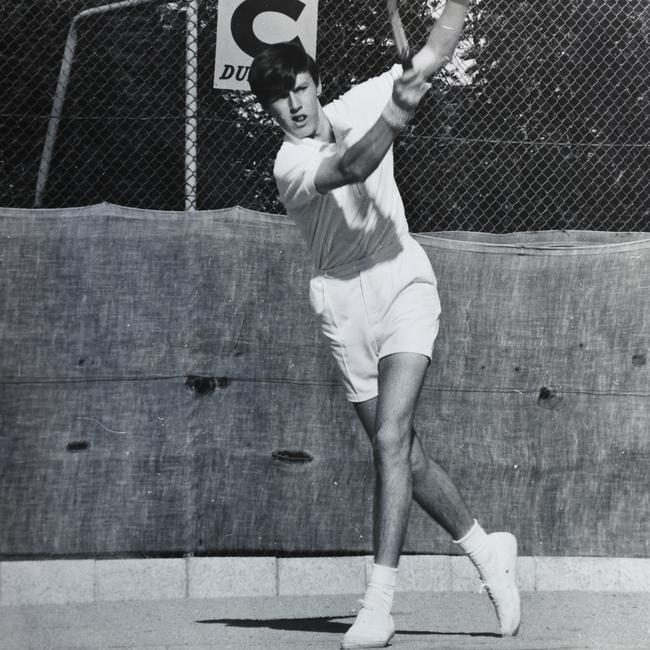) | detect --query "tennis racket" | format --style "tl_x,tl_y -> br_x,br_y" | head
386,0 -> 413,69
